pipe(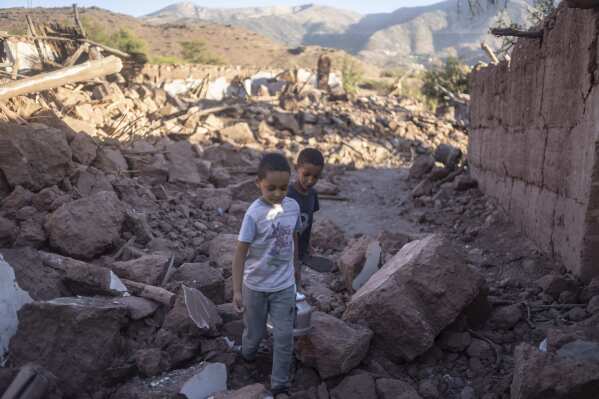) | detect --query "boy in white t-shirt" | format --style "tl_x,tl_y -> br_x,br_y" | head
232,152 -> 301,397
